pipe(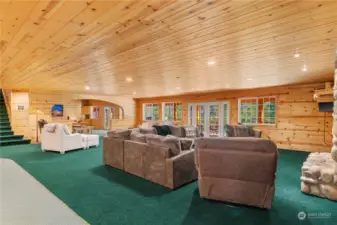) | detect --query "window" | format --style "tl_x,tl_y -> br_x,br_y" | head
143,103 -> 159,120
162,102 -> 182,121
238,96 -> 276,125
223,102 -> 229,134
